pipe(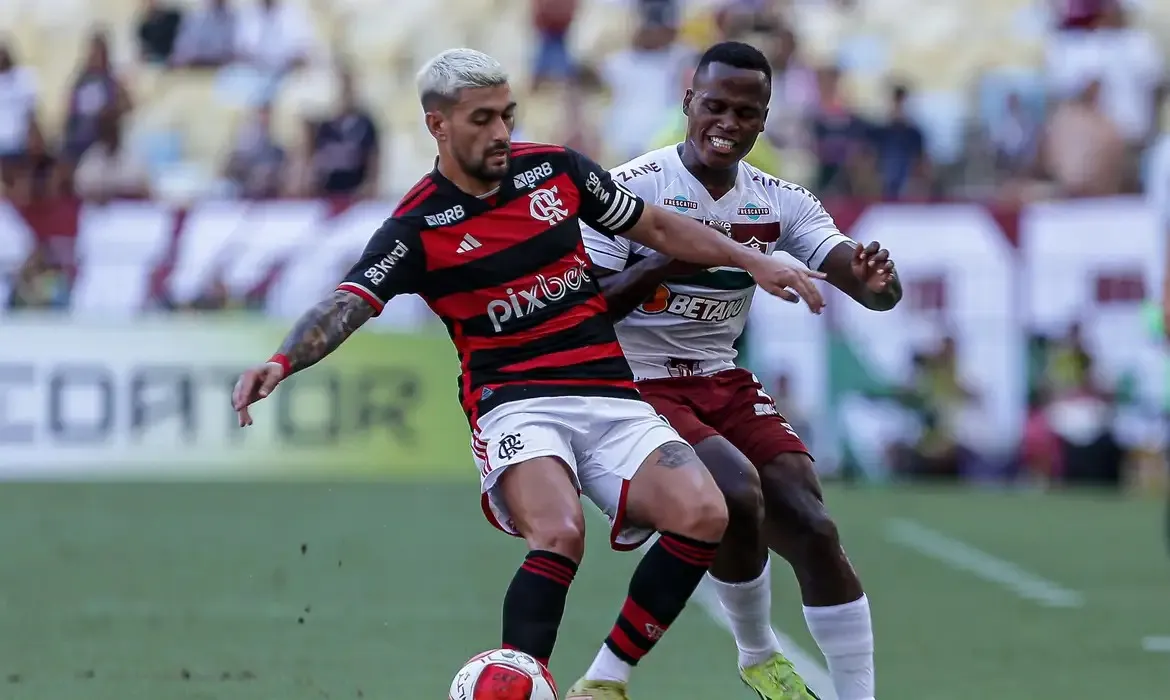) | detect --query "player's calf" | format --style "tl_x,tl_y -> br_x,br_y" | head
496,457 -> 588,667
758,452 -> 860,606
759,452 -> 875,700
581,441 -> 727,687
693,434 -> 767,583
